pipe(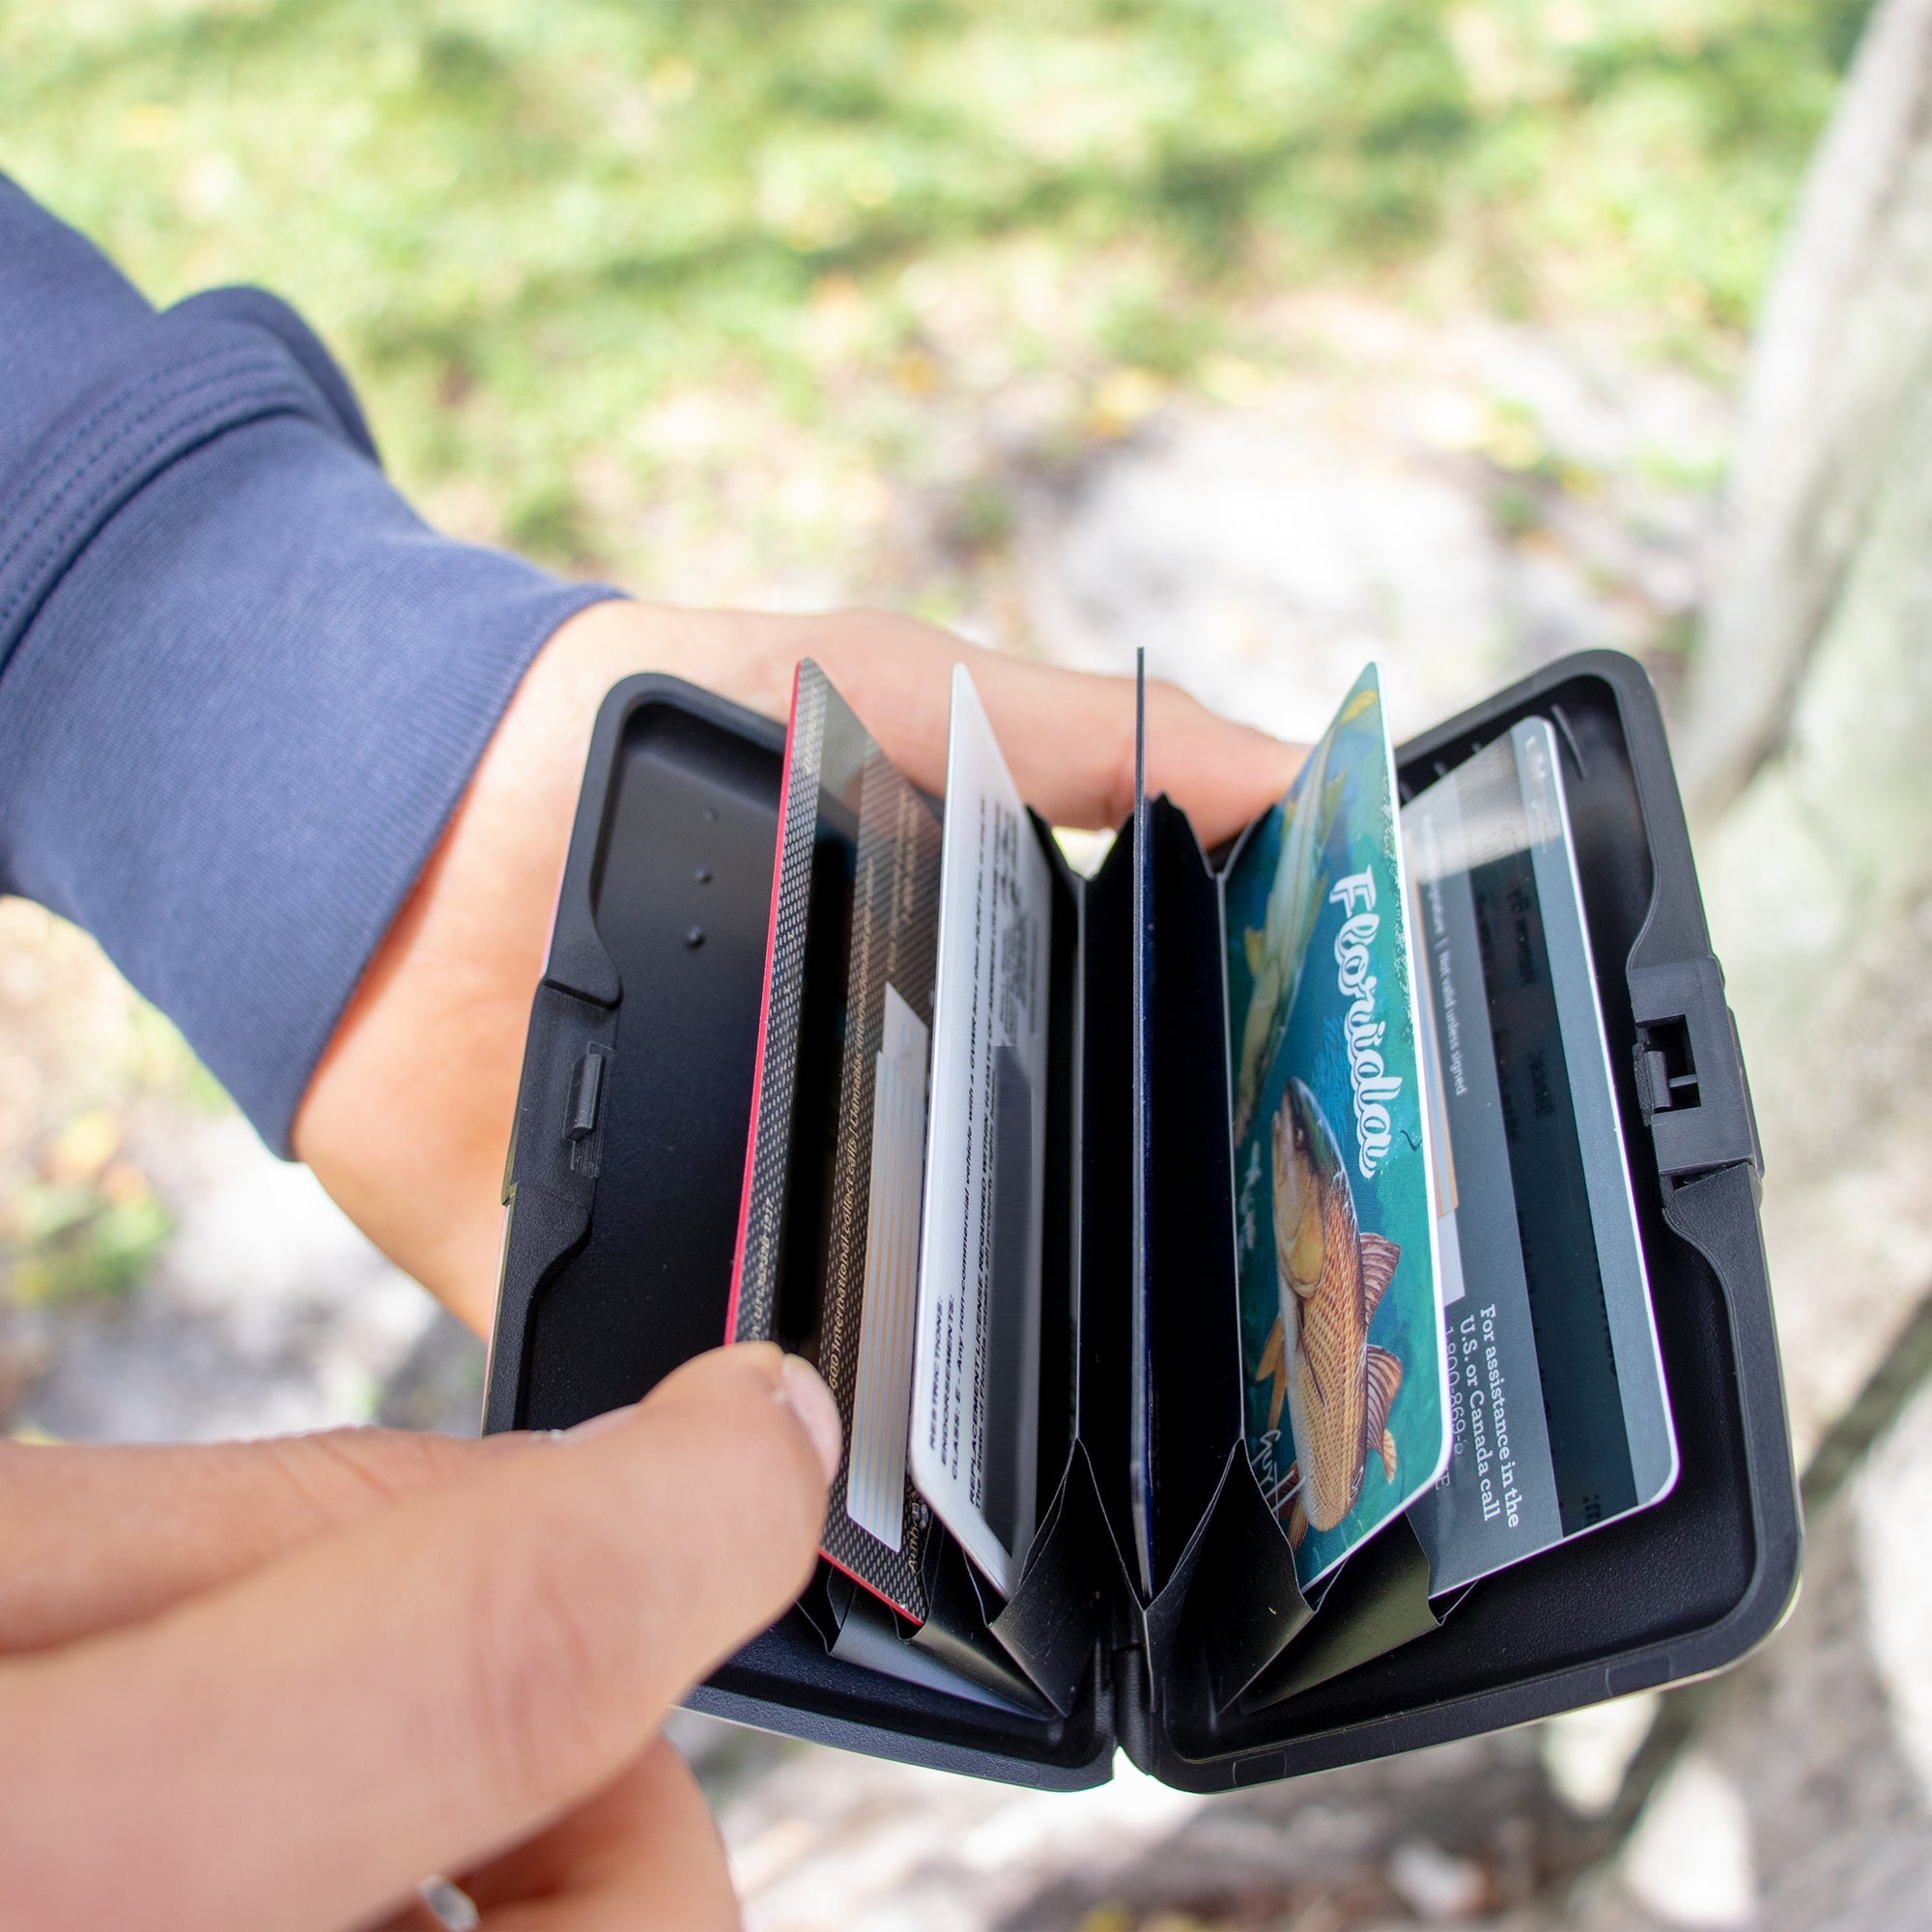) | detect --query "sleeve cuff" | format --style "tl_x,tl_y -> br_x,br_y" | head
0,409 -> 620,1151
